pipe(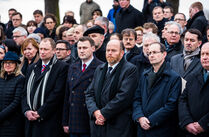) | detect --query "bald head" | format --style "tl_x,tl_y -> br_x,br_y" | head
201,42 -> 209,70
